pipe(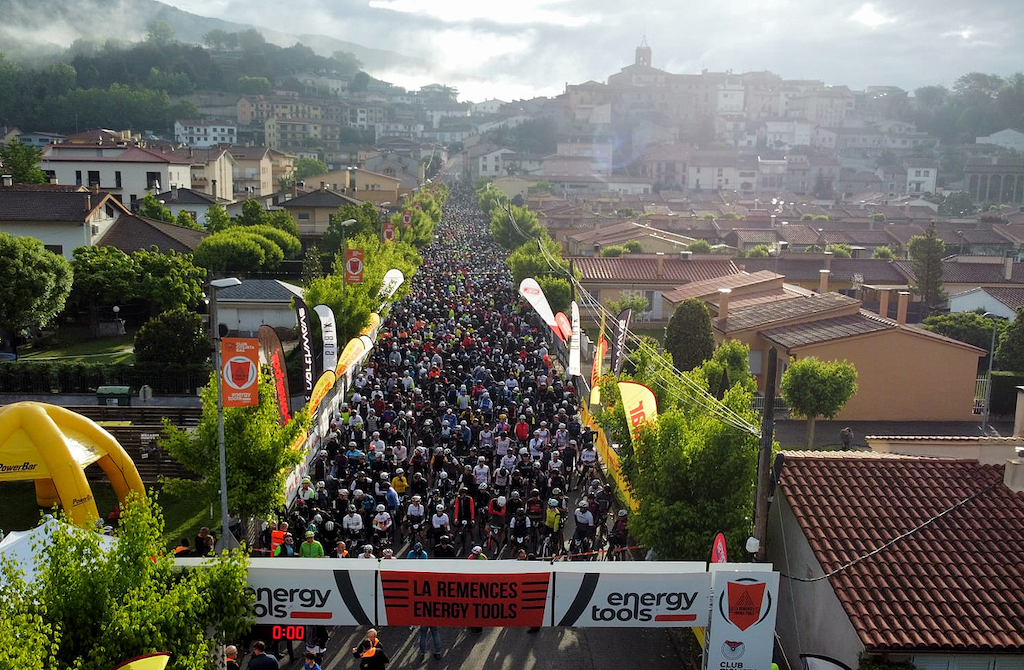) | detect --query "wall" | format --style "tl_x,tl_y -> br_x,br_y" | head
867,436 -> 1023,466
950,291 -> 1017,321
794,328 -> 982,421
217,305 -> 297,336
766,493 -> 865,670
